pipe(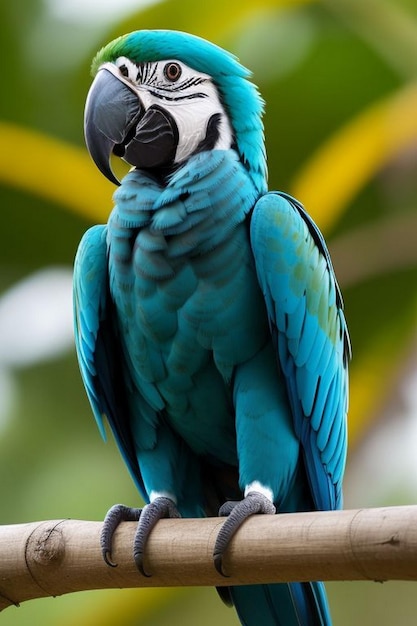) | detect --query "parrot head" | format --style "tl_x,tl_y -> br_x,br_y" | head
84,30 -> 267,191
